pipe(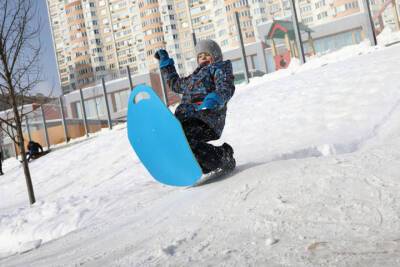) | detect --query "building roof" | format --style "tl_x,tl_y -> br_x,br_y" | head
267,20 -> 312,40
